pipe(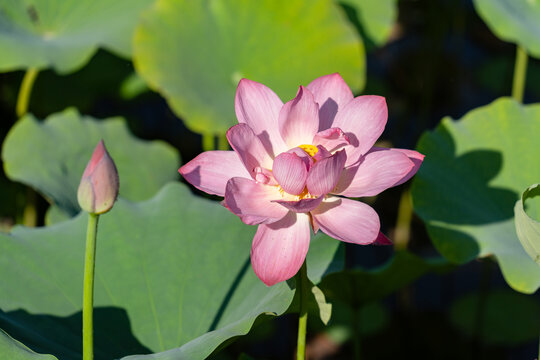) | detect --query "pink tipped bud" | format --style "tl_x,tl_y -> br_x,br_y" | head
77,140 -> 119,214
